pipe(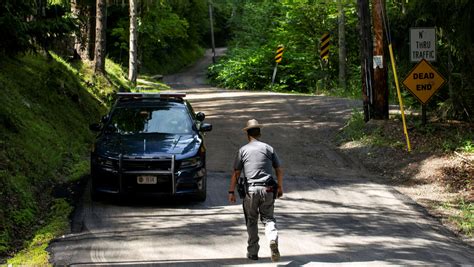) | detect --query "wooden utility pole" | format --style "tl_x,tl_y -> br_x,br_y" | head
357,0 -> 373,122
372,0 -> 389,119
